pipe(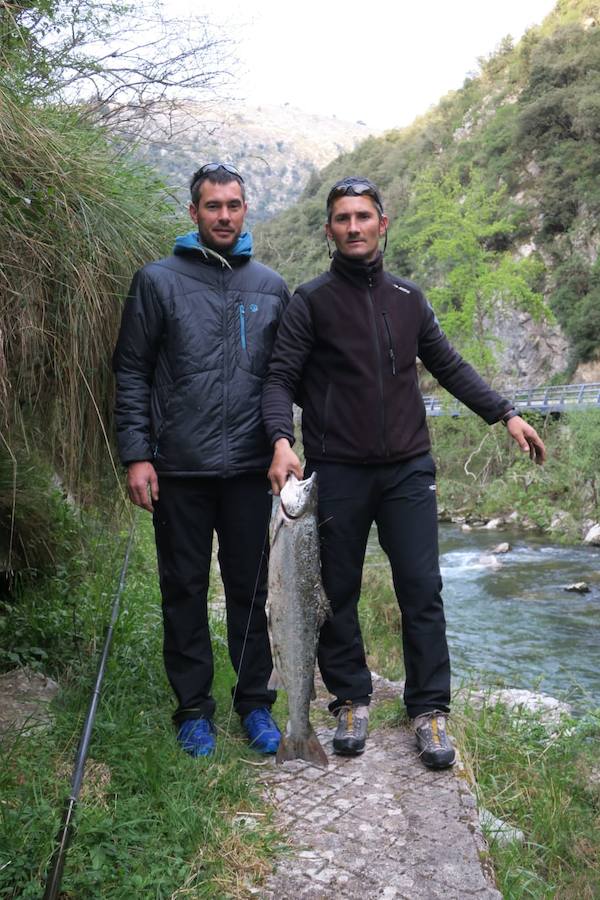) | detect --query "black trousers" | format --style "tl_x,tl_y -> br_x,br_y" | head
152,474 -> 276,724
306,454 -> 450,719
